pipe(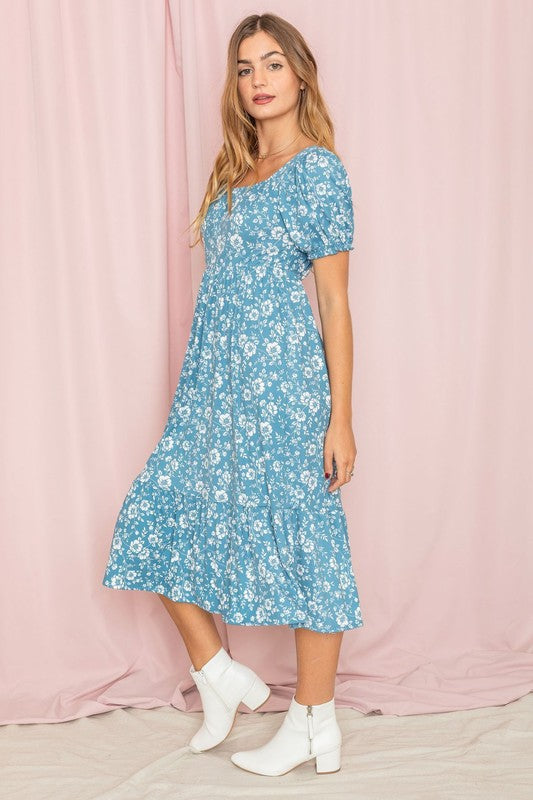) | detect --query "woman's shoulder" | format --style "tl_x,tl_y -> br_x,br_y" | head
282,145 -> 350,187
275,144 -> 355,259
278,145 -> 351,205
295,144 -> 345,164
